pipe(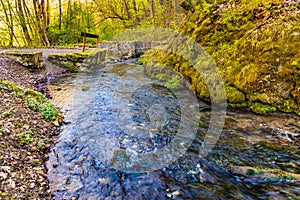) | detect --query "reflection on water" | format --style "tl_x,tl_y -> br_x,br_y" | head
46,62 -> 300,199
